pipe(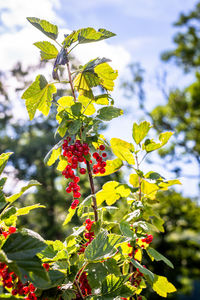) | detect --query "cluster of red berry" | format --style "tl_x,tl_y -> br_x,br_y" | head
0,262 -> 37,300
62,138 -> 89,209
141,234 -> 153,244
79,219 -> 94,254
0,226 -> 16,238
128,242 -> 138,258
76,271 -> 92,298
92,145 -> 107,174
62,137 -> 107,209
